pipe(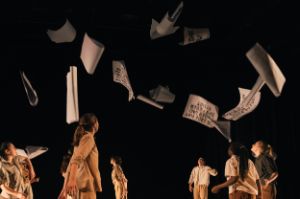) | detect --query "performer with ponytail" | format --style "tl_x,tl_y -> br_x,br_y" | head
251,140 -> 278,199
58,113 -> 102,199
212,142 -> 261,199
